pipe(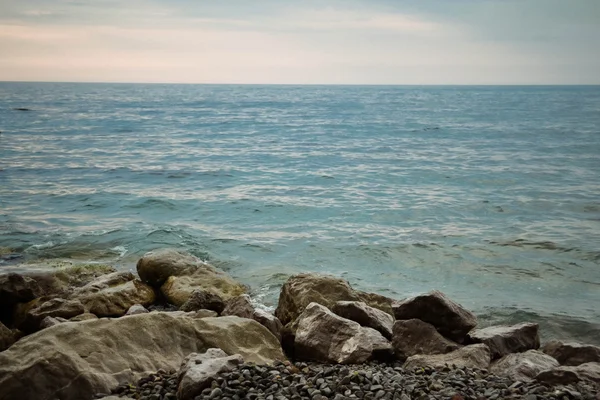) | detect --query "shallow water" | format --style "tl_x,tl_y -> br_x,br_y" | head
1,83 -> 599,342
